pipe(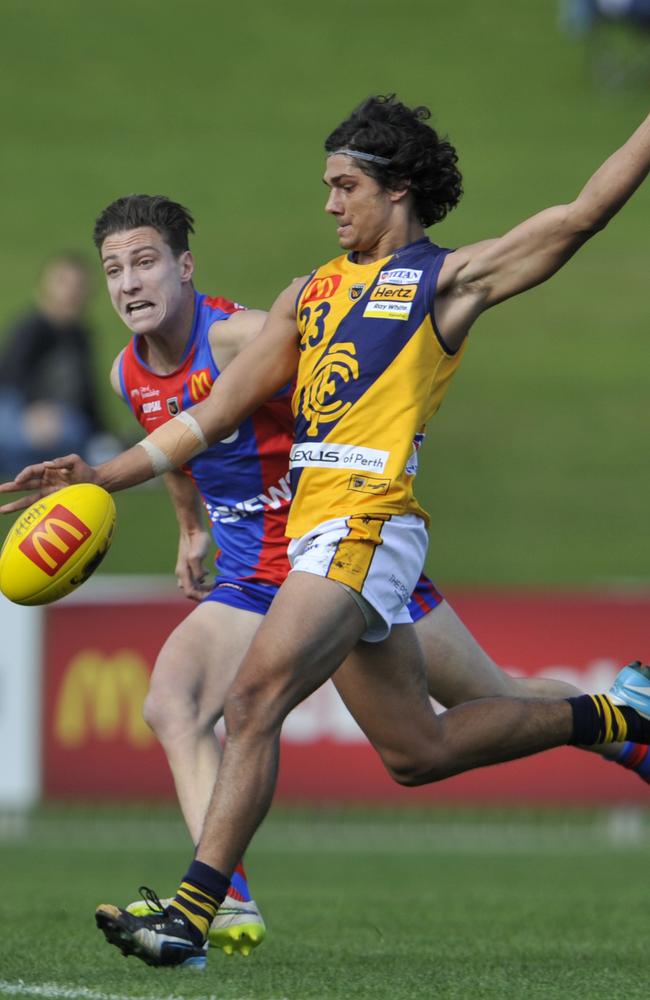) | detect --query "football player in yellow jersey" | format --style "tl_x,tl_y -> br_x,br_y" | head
3,96 -> 650,967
